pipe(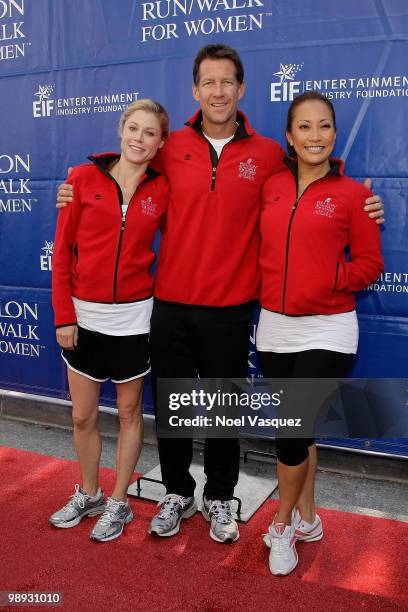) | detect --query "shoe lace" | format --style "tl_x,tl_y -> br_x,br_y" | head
270,524 -> 291,554
157,494 -> 188,519
63,484 -> 87,511
208,500 -> 233,525
97,498 -> 124,526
